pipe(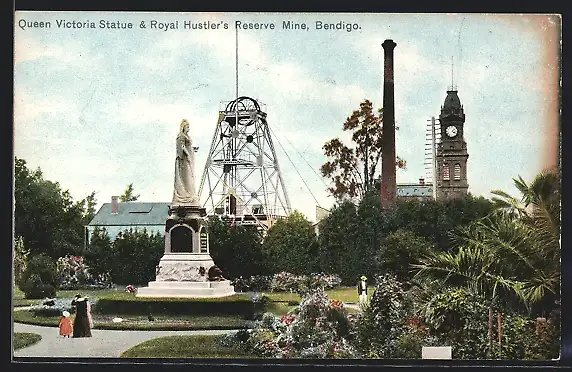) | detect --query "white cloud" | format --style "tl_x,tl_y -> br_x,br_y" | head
14,33 -> 103,69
